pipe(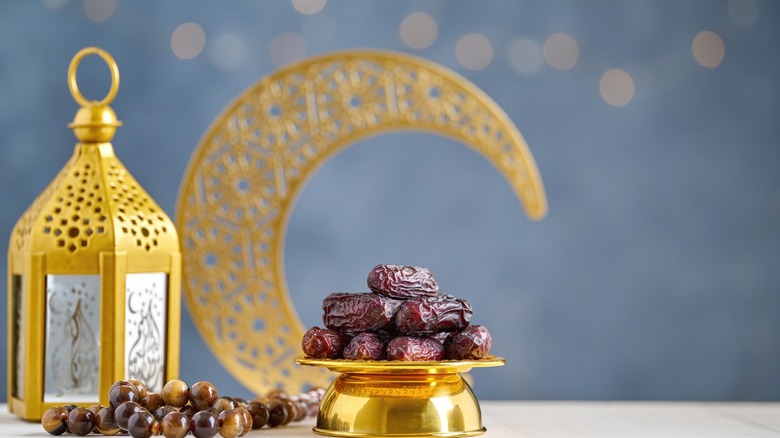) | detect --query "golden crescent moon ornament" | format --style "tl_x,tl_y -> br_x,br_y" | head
176,50 -> 547,393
